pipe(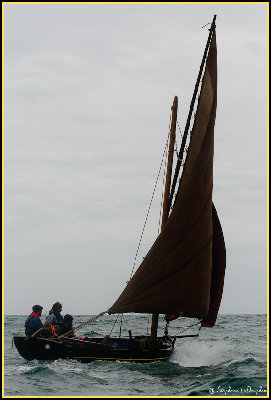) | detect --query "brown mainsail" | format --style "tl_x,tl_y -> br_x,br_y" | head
109,30 -> 226,326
